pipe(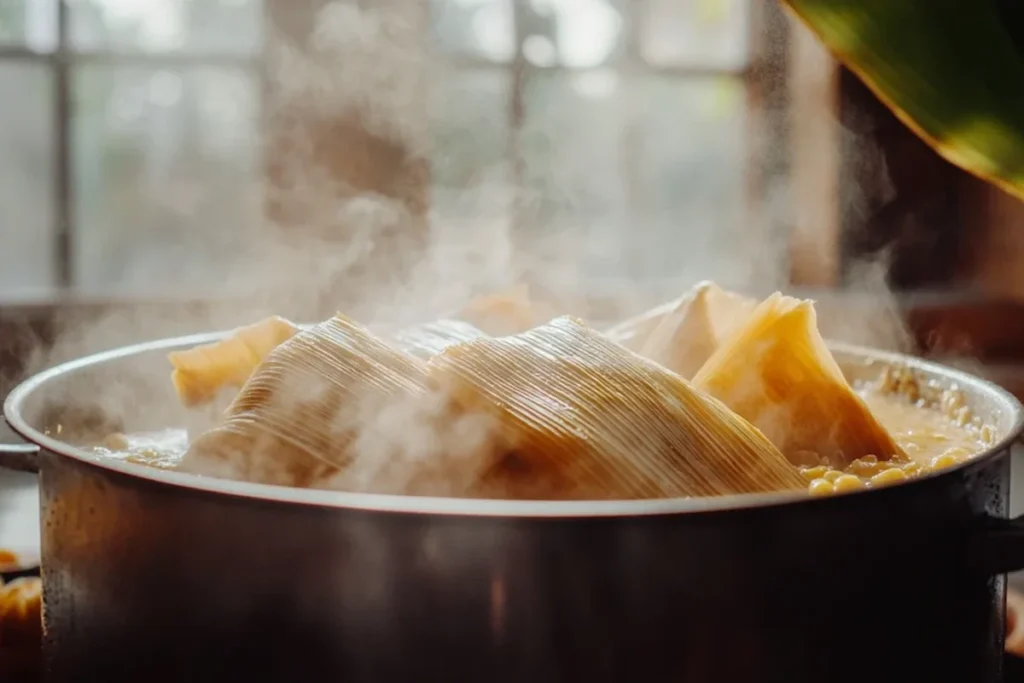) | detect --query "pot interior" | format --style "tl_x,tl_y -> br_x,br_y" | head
5,332 -> 1023,513
10,333 -> 1023,454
